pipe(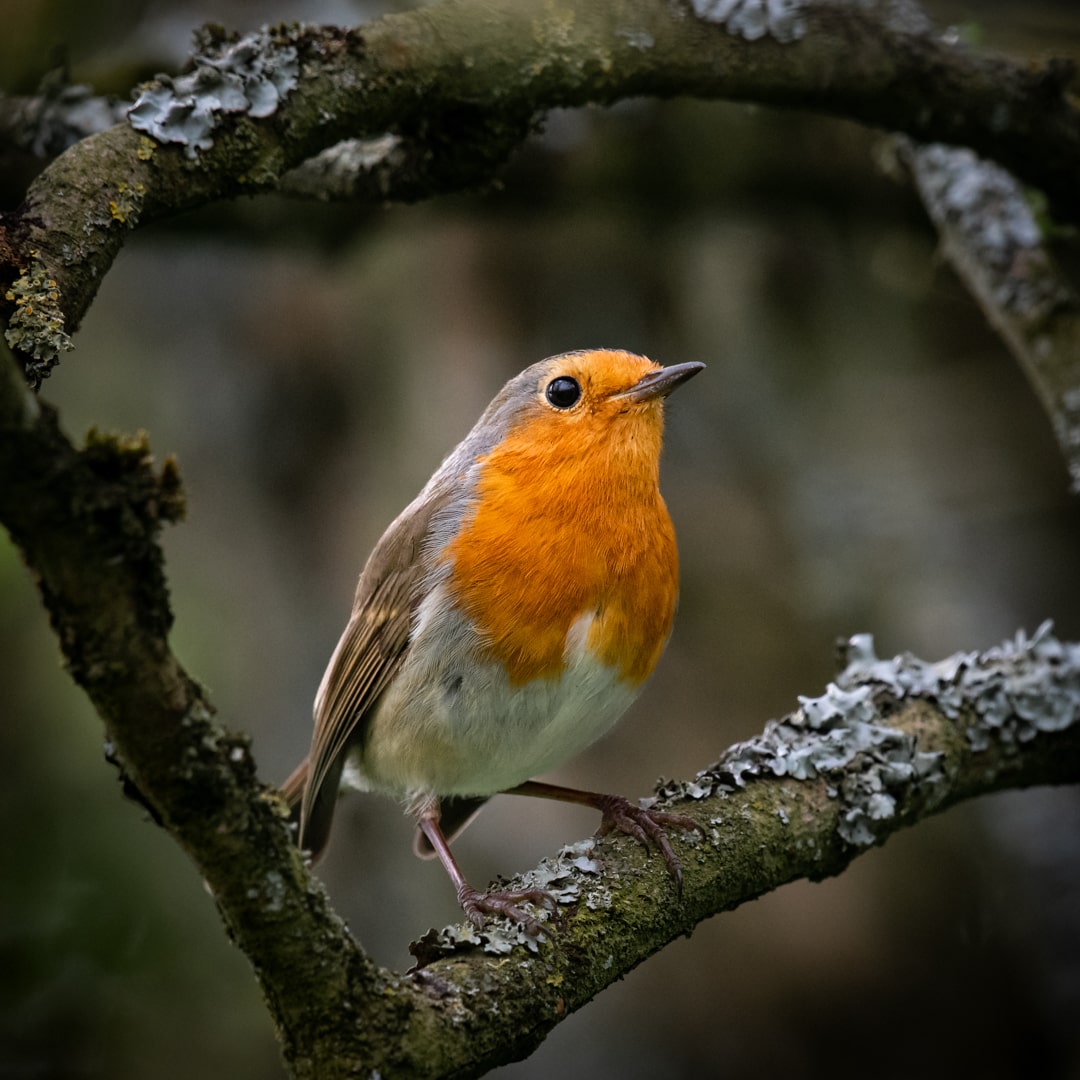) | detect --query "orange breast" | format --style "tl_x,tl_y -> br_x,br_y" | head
443,403 -> 678,687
